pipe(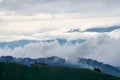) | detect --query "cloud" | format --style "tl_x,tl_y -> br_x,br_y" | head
107,29 -> 120,39
0,0 -> 120,17
0,21 -> 120,42
0,0 -> 120,41
80,35 -> 120,66
0,34 -> 120,66
0,0 -> 120,67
